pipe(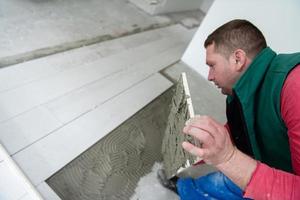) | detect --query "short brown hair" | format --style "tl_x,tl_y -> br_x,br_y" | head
204,19 -> 267,59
